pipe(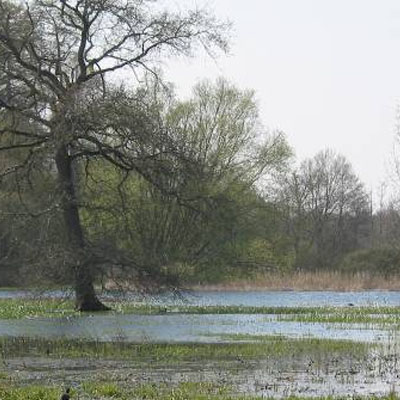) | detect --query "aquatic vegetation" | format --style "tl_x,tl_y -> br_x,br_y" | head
2,380 -> 400,400
131,382 -> 231,400
0,299 -> 75,319
4,297 -> 400,321
1,294 -> 400,398
277,311 -> 400,325
0,372 -> 8,380
2,298 -> 400,341
0,336 -> 372,360
0,335 -> 396,398
0,381 -> 233,400
0,382 -> 244,400
0,385 -> 60,400
82,382 -> 126,398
